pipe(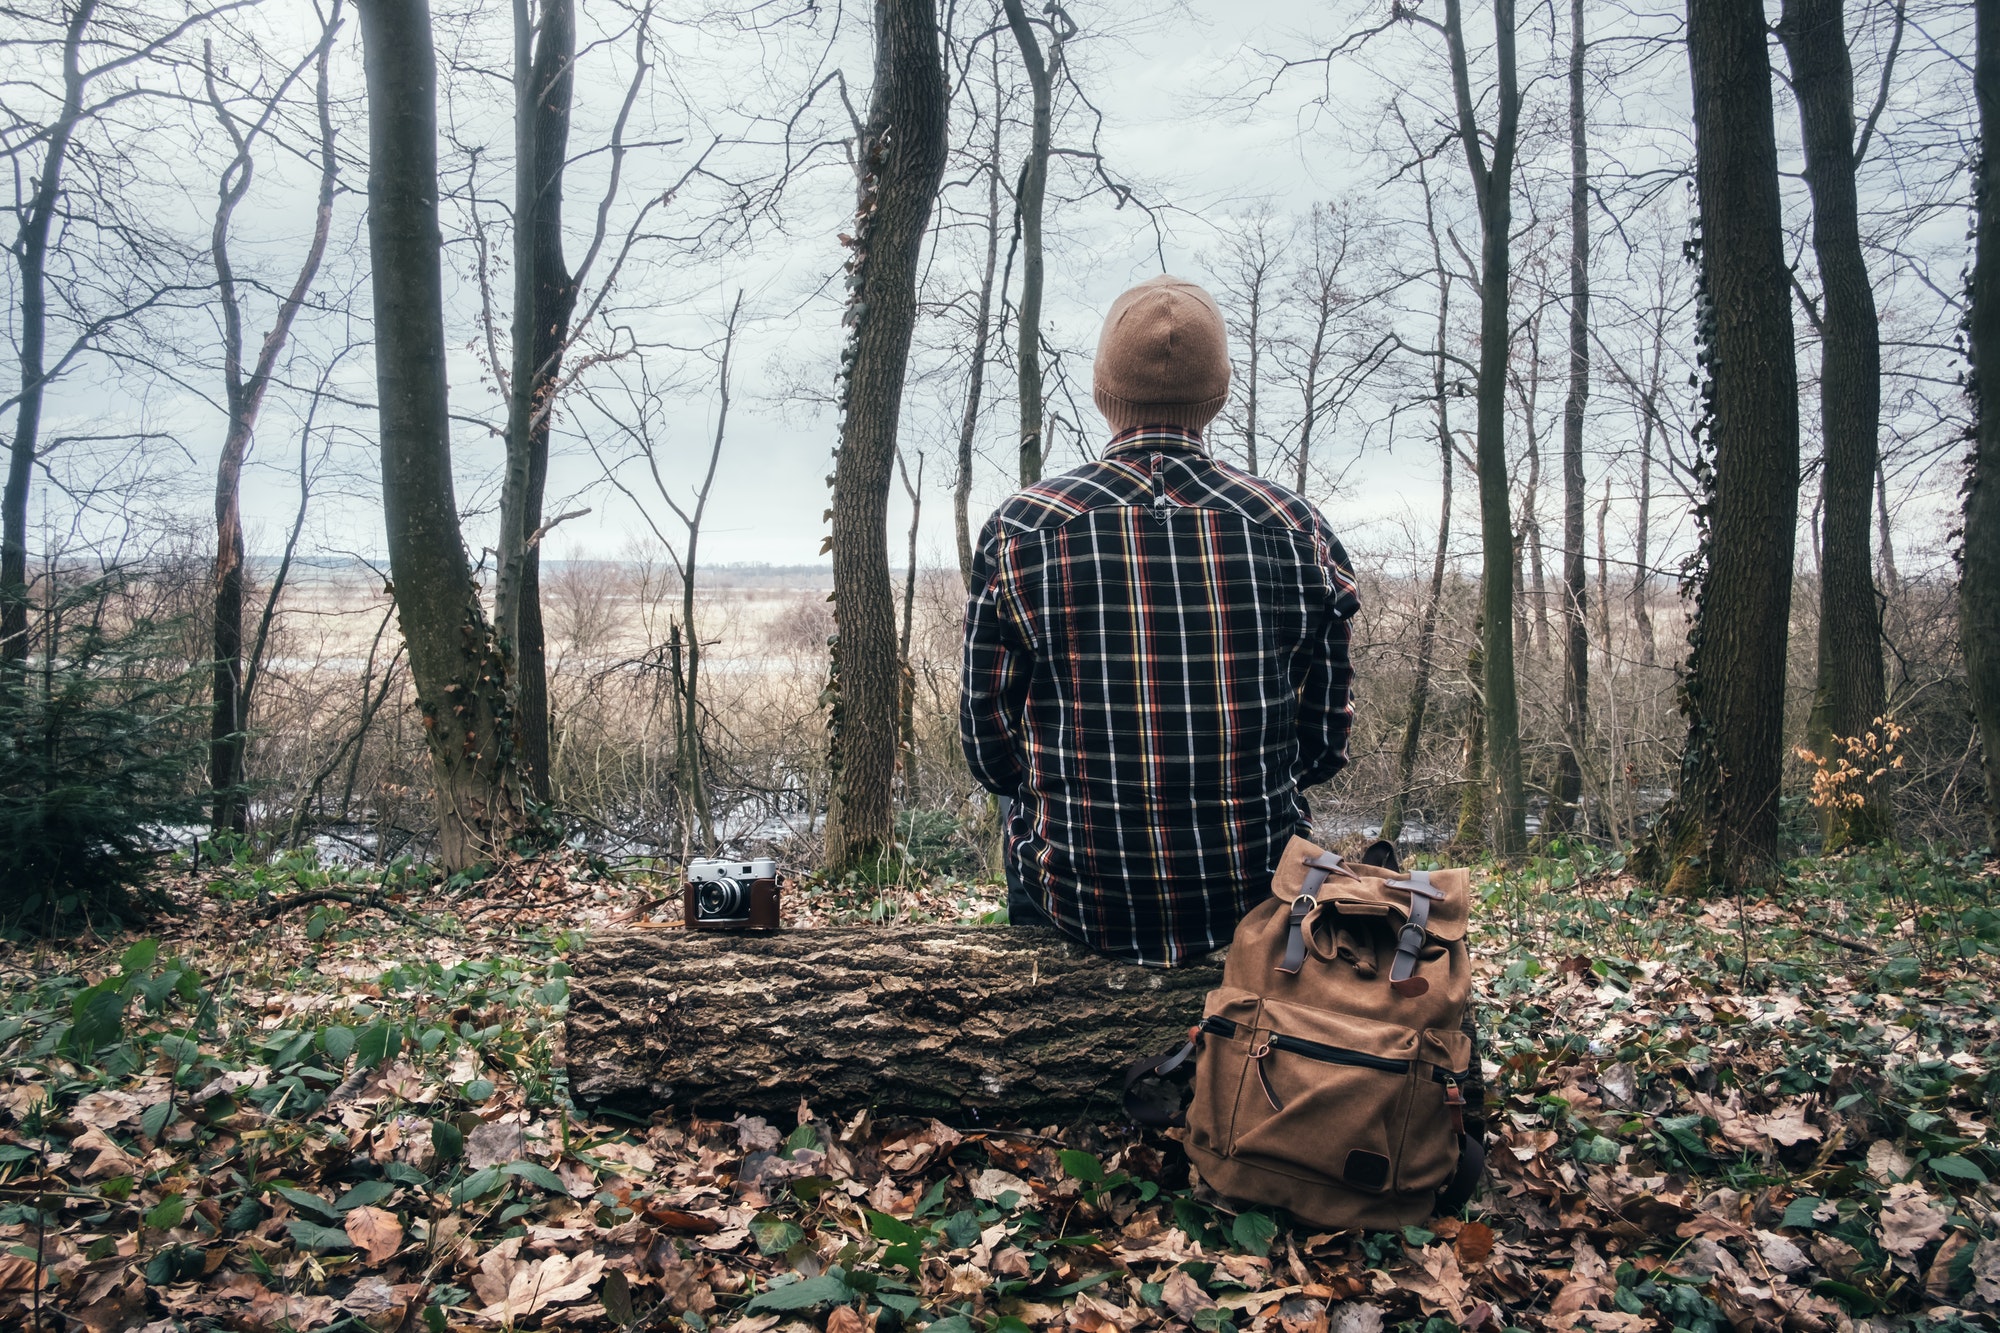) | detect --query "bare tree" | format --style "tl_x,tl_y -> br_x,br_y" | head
358,0 -> 525,871
897,446 -> 924,753
1779,0 -> 1894,846
1966,0 -> 2000,846
494,0 -> 580,807
824,0 -> 950,871
1549,0 -> 1590,834
1384,144 -> 1462,846
955,55 -> 1005,587
5,1 -> 223,668
1399,0 -> 1527,853
1217,208 -> 1284,476
202,7 -> 344,834
999,0 -> 1072,485
1652,0 -> 1802,892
